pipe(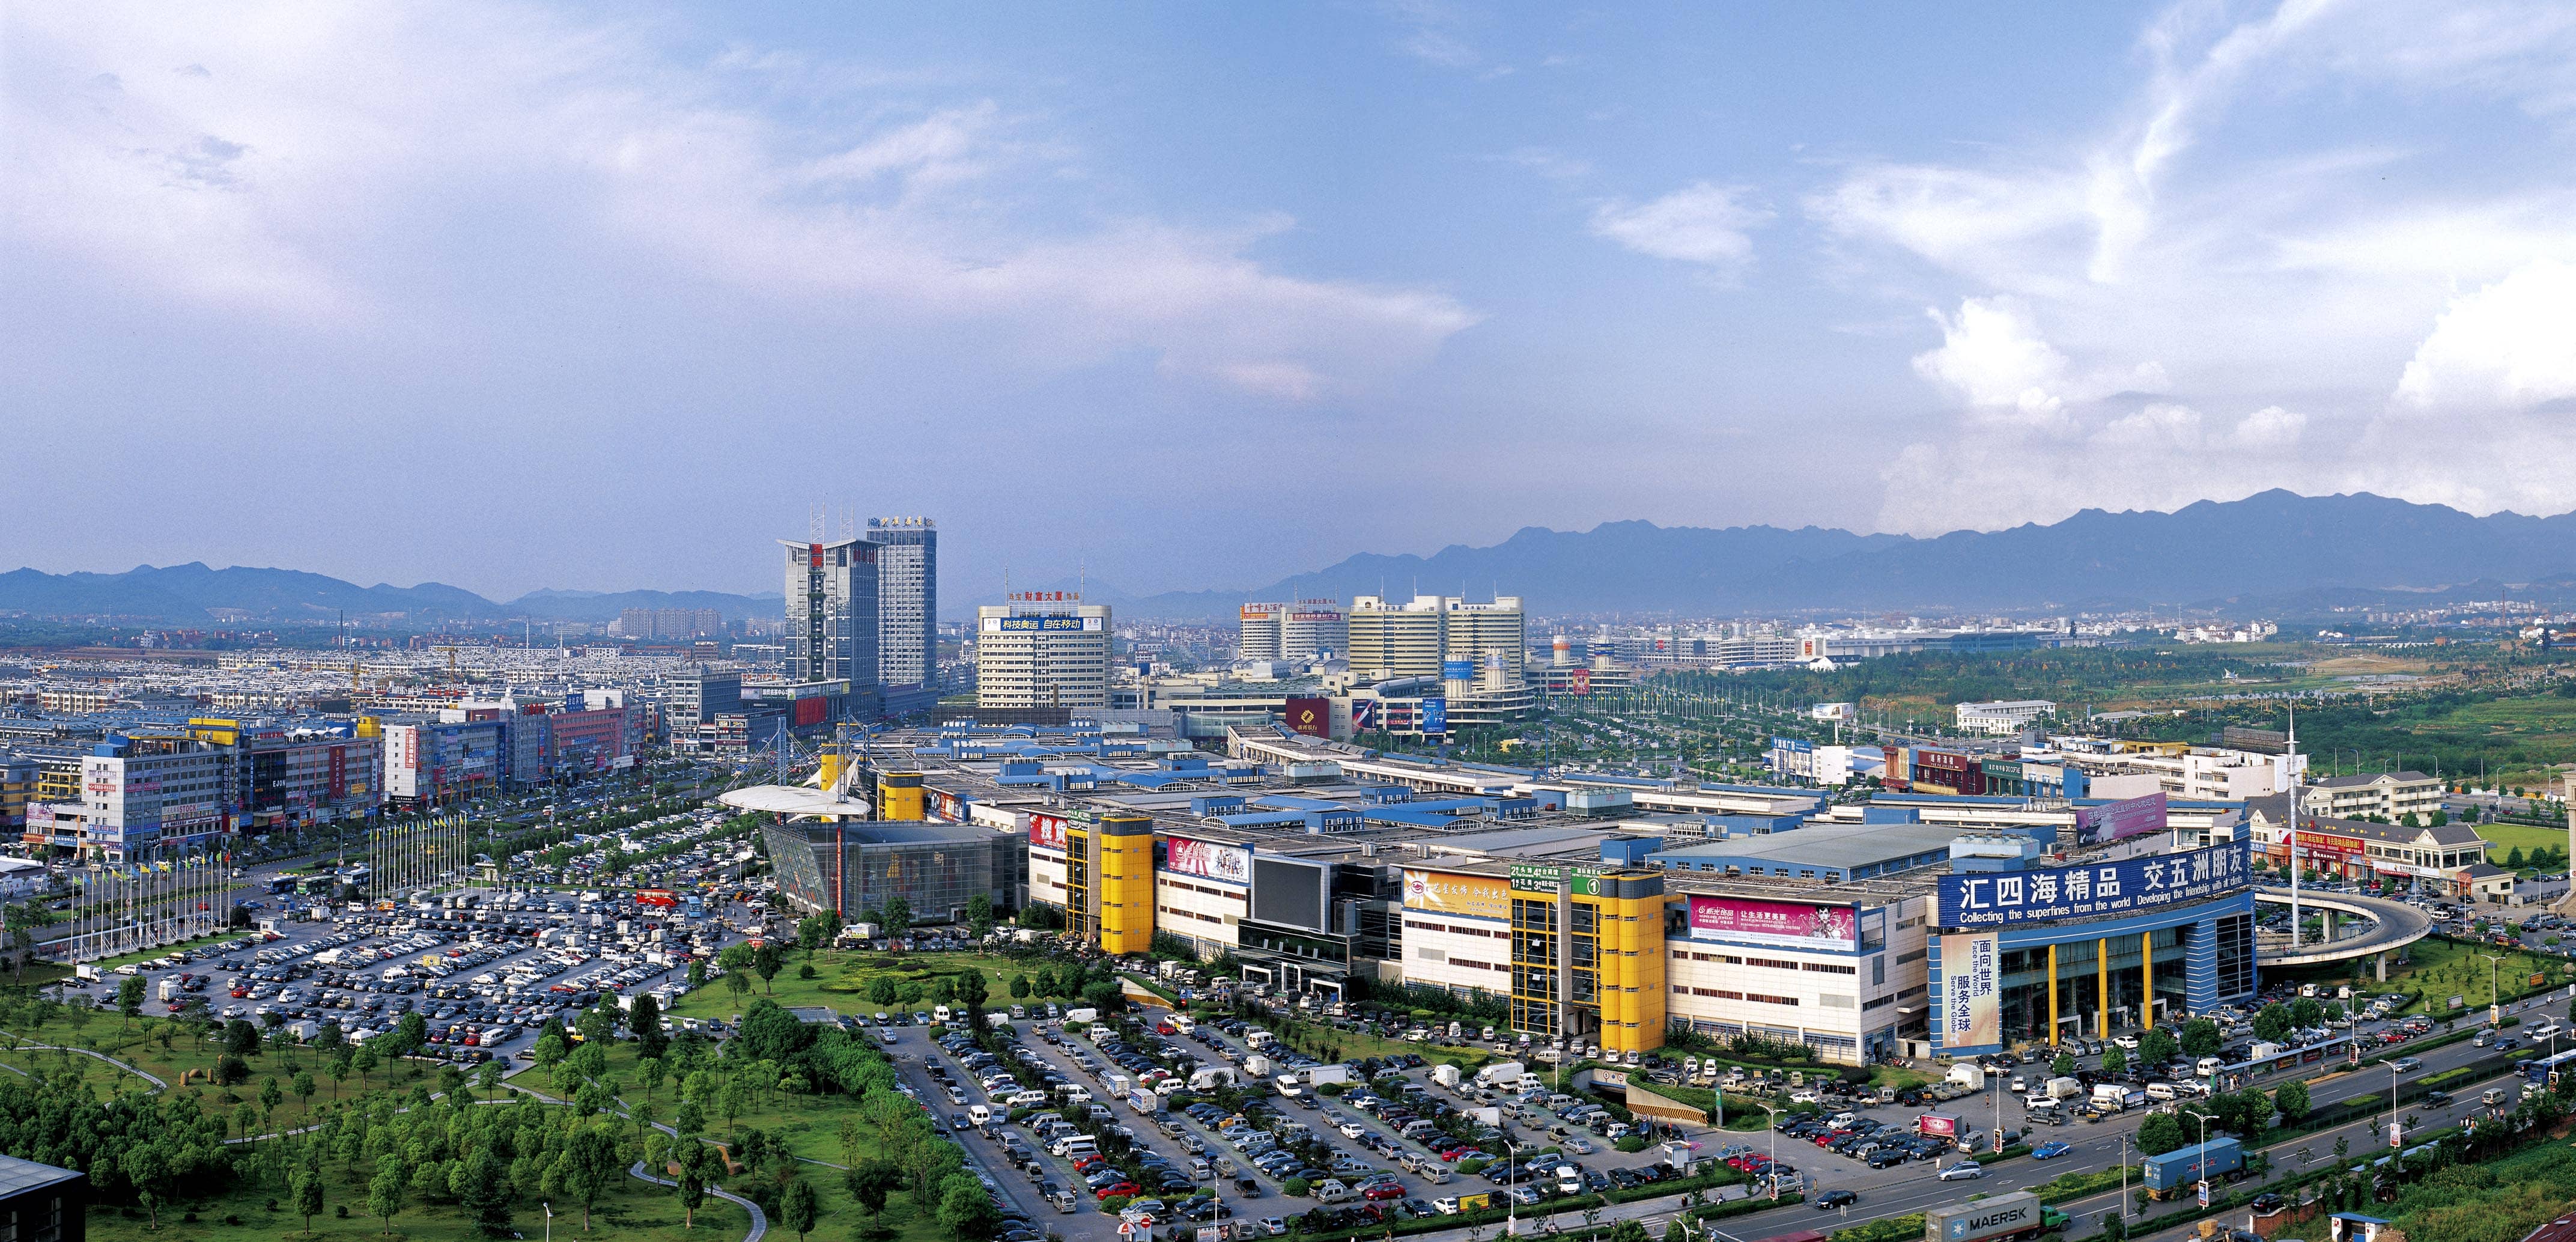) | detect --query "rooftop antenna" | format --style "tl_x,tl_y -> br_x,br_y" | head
809,503 -> 824,542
